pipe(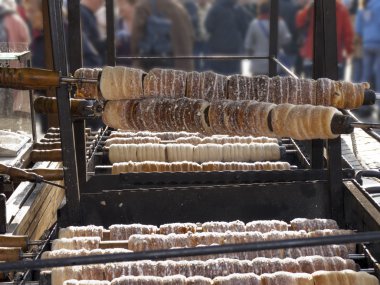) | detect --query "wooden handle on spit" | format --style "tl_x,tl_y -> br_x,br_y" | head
48,127 -> 93,134
44,133 -> 61,139
0,68 -> 60,90
0,163 -> 41,182
0,247 -> 22,262
26,168 -> 64,181
34,142 -> 62,150
99,241 -> 129,249
34,97 -> 90,116
0,235 -> 28,251
30,150 -> 62,162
